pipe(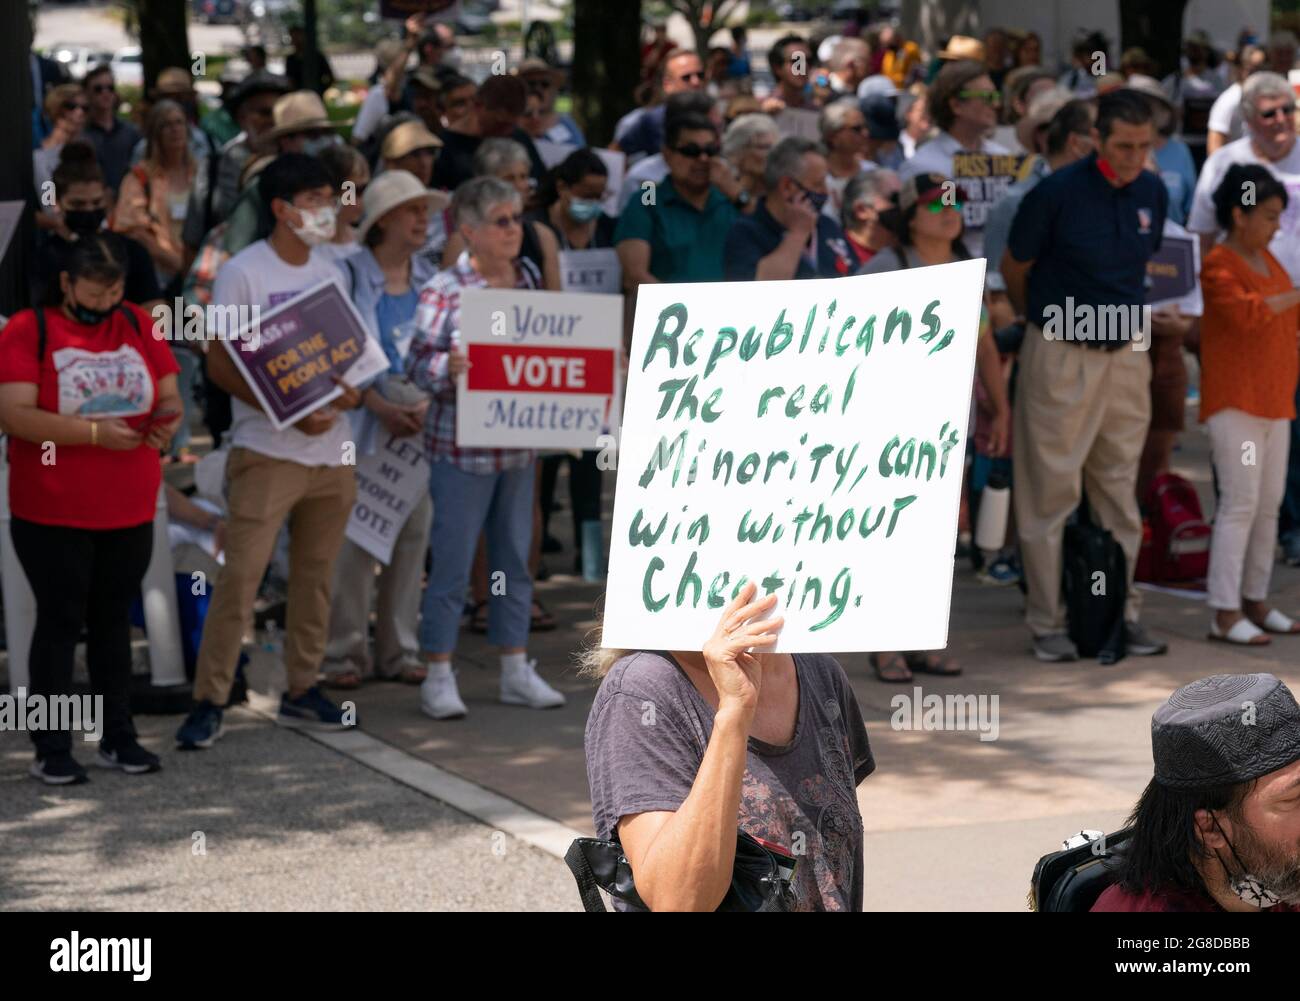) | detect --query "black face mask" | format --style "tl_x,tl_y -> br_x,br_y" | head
68,296 -> 121,326
64,208 -> 106,236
